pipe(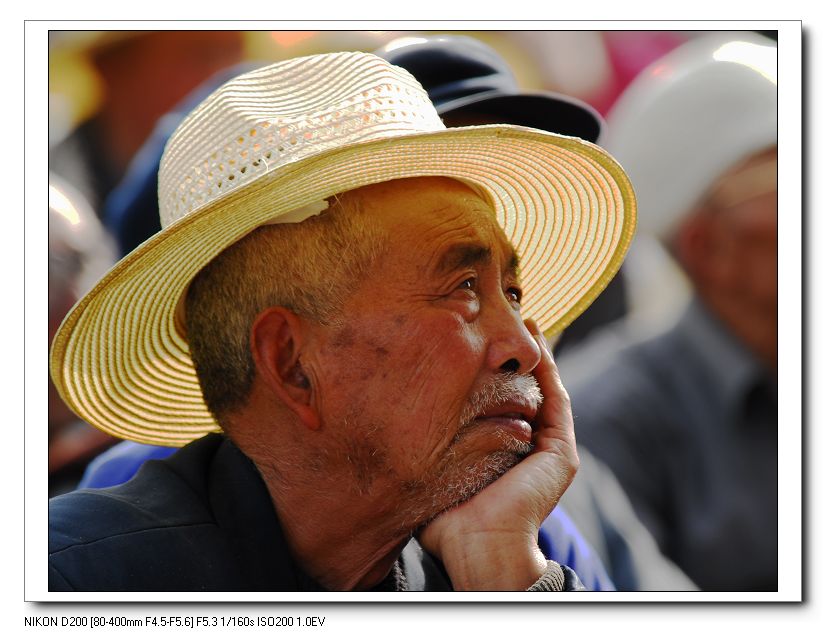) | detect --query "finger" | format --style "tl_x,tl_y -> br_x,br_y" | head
523,320 -> 571,433
523,321 -> 559,355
